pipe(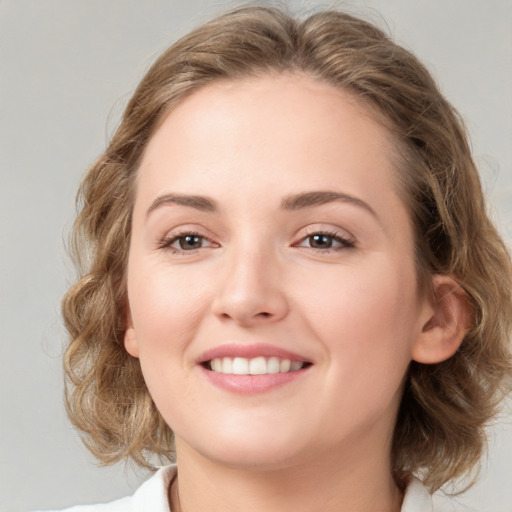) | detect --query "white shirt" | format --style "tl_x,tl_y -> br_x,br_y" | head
35,465 -> 434,512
